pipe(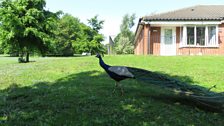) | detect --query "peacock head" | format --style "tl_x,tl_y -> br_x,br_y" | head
95,53 -> 101,58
